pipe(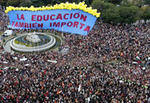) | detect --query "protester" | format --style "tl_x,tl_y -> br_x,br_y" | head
0,8 -> 150,102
